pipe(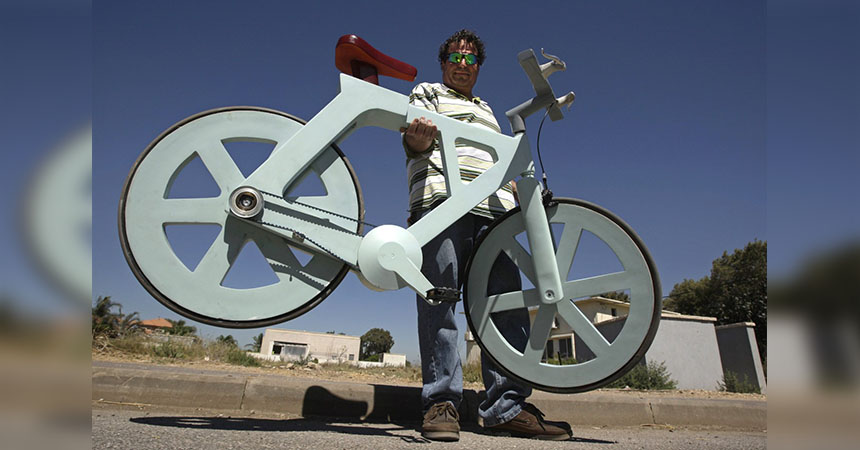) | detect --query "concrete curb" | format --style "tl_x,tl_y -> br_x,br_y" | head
92,362 -> 766,431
